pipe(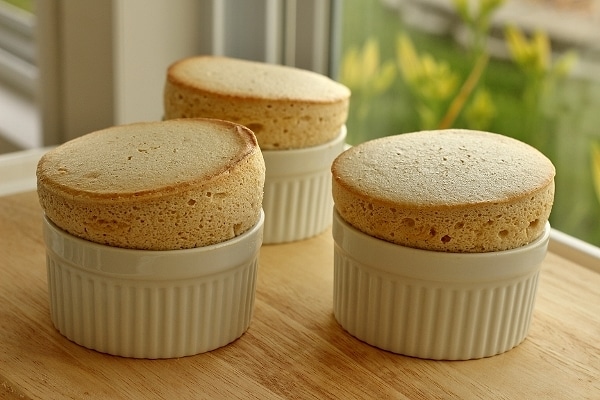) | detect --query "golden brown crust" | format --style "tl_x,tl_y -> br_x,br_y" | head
331,129 -> 556,252
163,56 -> 350,150
37,118 -> 265,250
